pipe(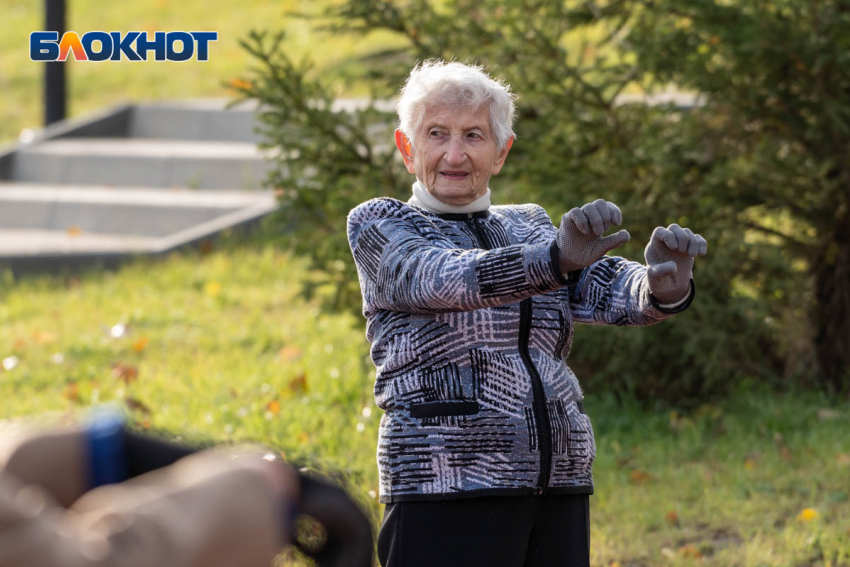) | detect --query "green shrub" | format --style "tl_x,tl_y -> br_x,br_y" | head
235,0 -> 850,404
